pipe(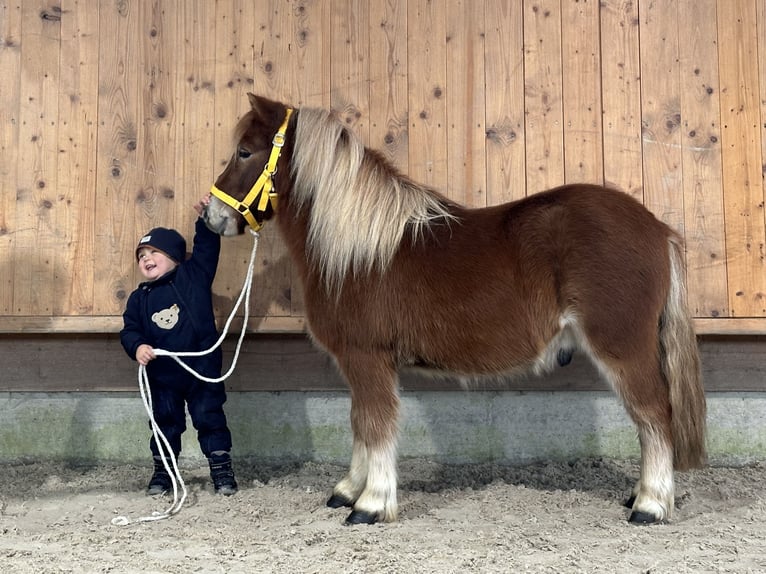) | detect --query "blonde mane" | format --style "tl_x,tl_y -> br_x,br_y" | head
290,107 -> 454,292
